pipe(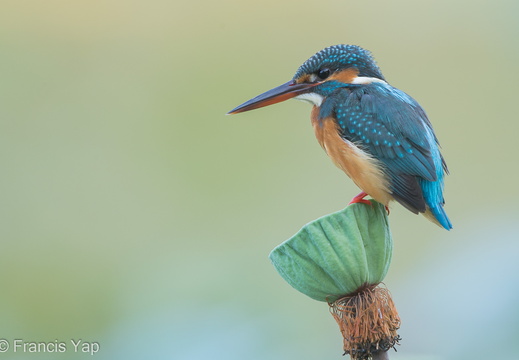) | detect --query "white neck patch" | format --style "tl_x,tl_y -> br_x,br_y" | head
350,76 -> 387,85
294,92 -> 324,106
